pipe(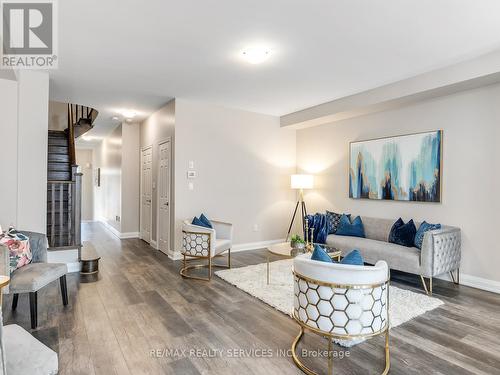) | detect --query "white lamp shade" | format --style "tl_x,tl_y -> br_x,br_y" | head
291,174 -> 314,189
